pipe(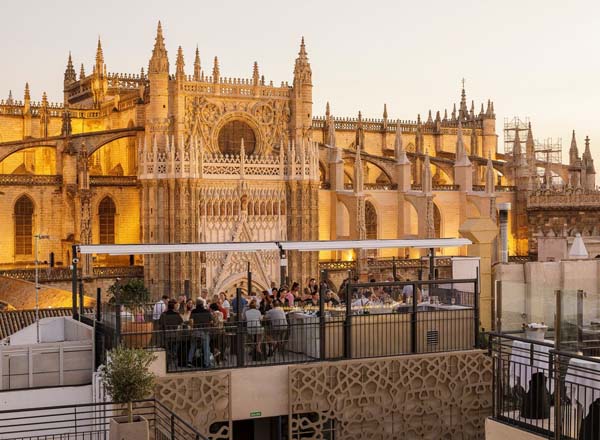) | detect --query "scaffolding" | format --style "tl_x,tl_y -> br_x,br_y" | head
503,117 -> 562,184
503,116 -> 530,156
